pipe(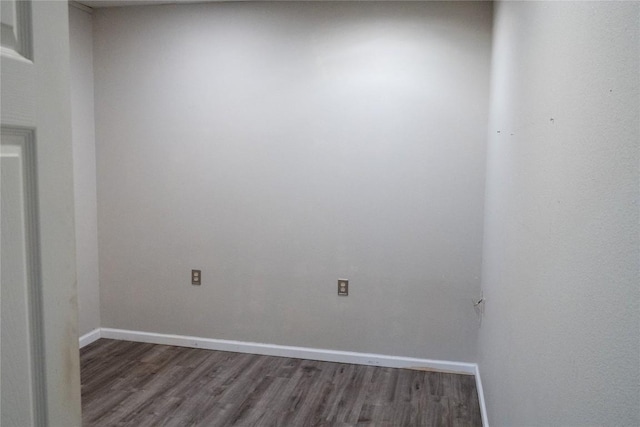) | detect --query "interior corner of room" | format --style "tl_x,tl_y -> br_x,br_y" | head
62,1 -> 640,426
